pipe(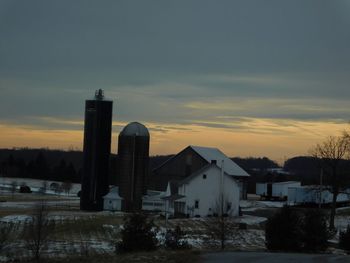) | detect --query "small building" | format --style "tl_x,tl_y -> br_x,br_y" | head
176,163 -> 241,217
103,186 -> 123,211
288,186 -> 350,206
142,182 -> 182,218
256,181 -> 301,200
